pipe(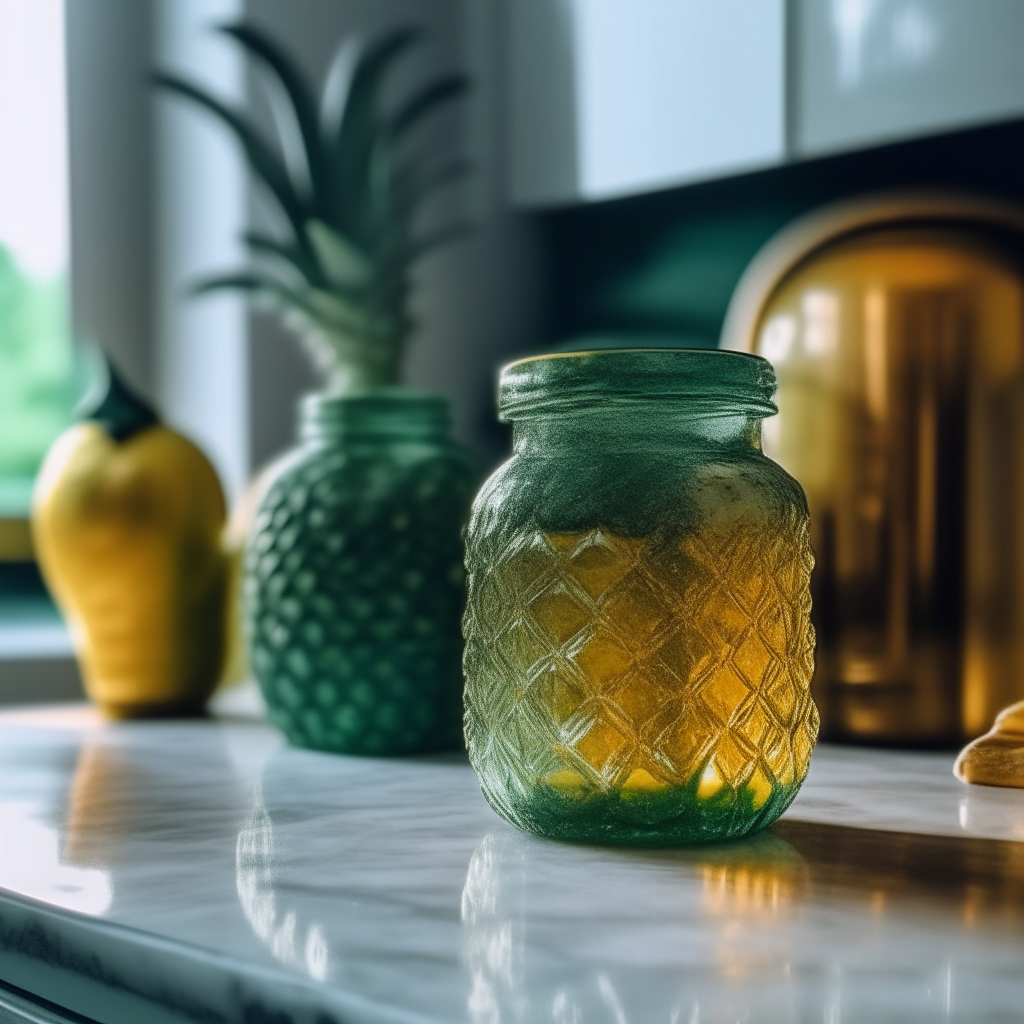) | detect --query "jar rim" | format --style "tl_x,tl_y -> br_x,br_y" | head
300,388 -> 451,440
498,348 -> 778,421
